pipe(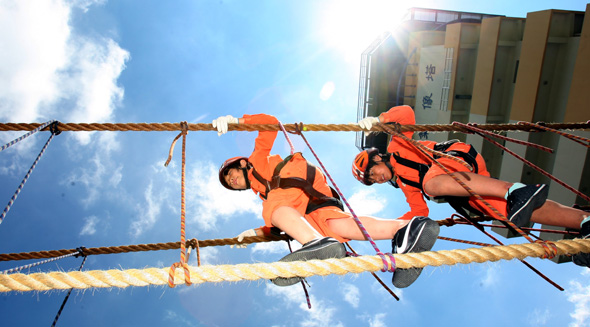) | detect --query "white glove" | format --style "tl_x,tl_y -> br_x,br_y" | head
212,115 -> 239,136
231,229 -> 256,249
358,116 -> 380,131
